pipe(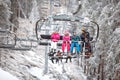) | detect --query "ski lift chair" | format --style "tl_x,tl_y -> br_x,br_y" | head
11,33 -> 32,51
